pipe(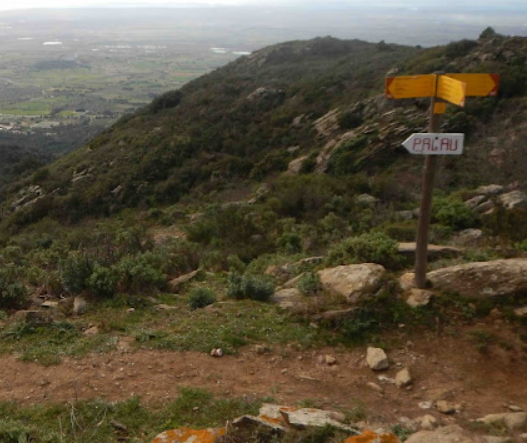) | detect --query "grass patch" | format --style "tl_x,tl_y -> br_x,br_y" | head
0,387 -> 262,443
0,320 -> 118,365
133,299 -> 330,354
